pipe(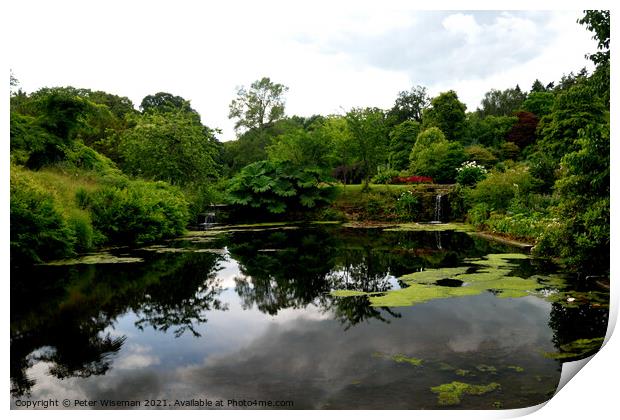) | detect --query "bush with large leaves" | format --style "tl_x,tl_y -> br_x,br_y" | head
227,160 -> 335,215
